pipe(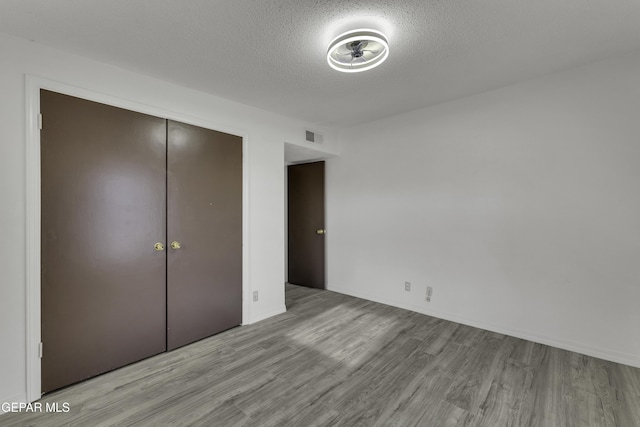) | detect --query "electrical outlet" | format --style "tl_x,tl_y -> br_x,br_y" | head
405,281 -> 411,292
426,286 -> 433,302
253,291 -> 259,302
